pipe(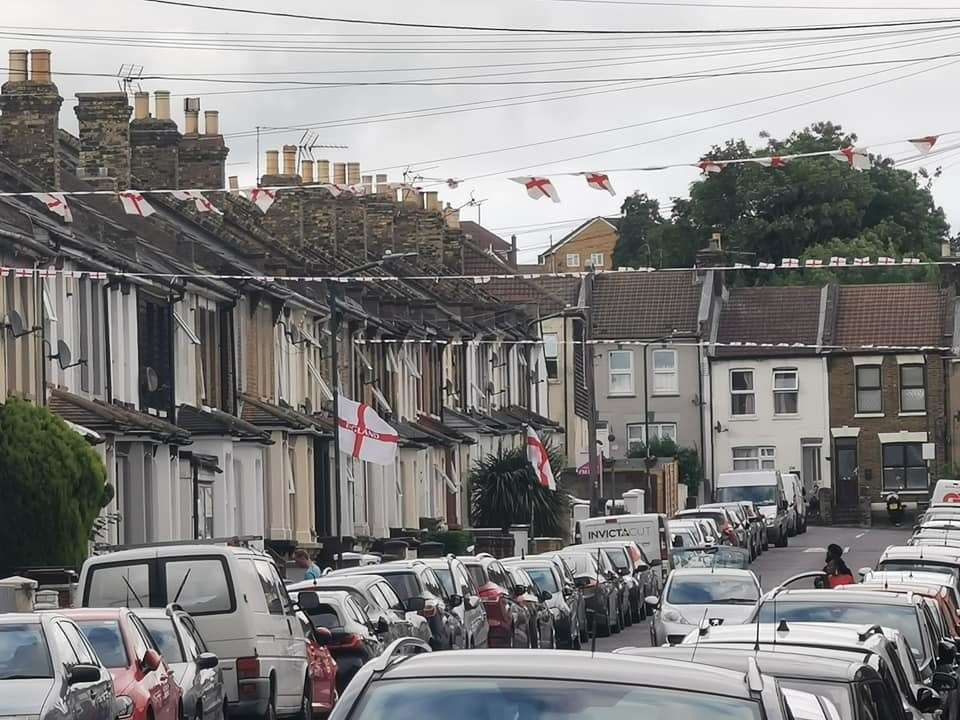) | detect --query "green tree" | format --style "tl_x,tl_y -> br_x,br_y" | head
469,444 -> 569,537
0,398 -> 110,573
614,122 -> 950,278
